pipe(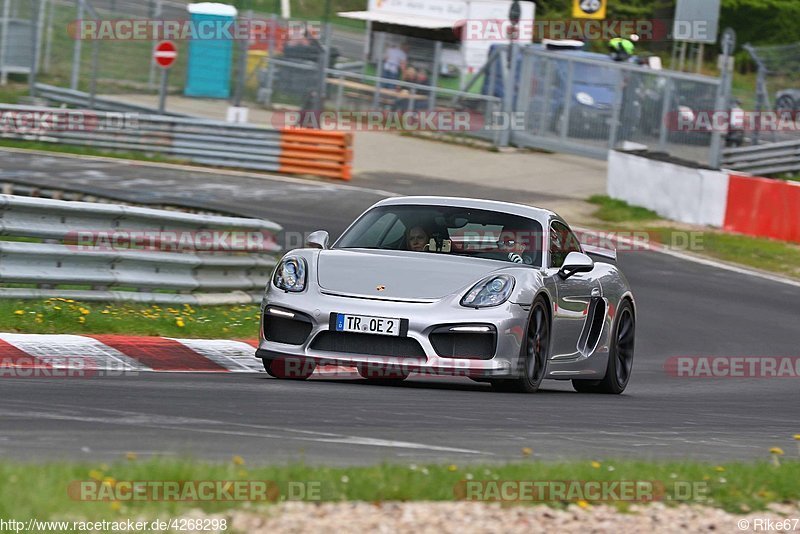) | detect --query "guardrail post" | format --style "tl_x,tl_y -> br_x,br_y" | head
70,0 -> 84,90
657,77 -> 674,152
0,0 -> 10,85
428,40 -> 442,111
559,61 -> 574,140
